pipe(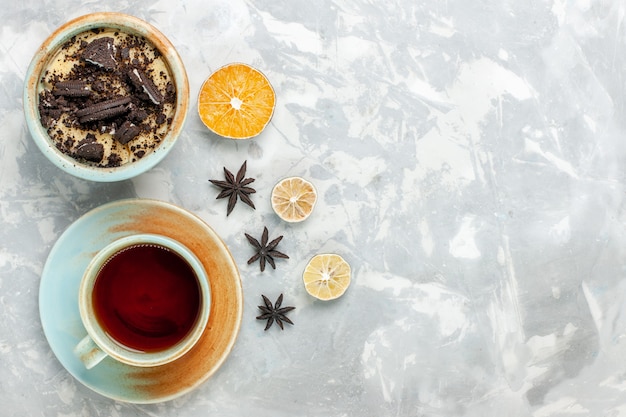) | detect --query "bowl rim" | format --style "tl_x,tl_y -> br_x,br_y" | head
23,12 -> 190,182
